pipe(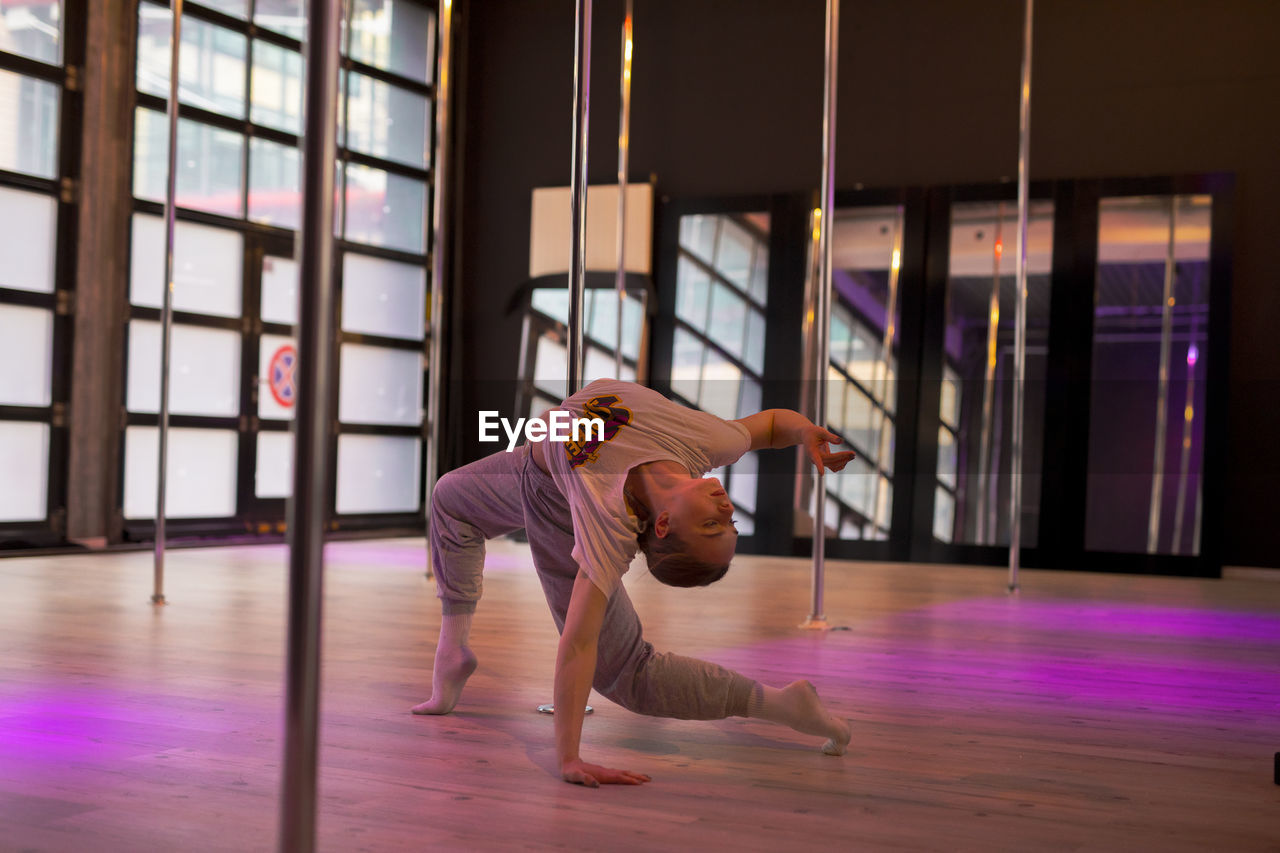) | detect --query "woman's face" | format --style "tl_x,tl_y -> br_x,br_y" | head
662,477 -> 738,565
